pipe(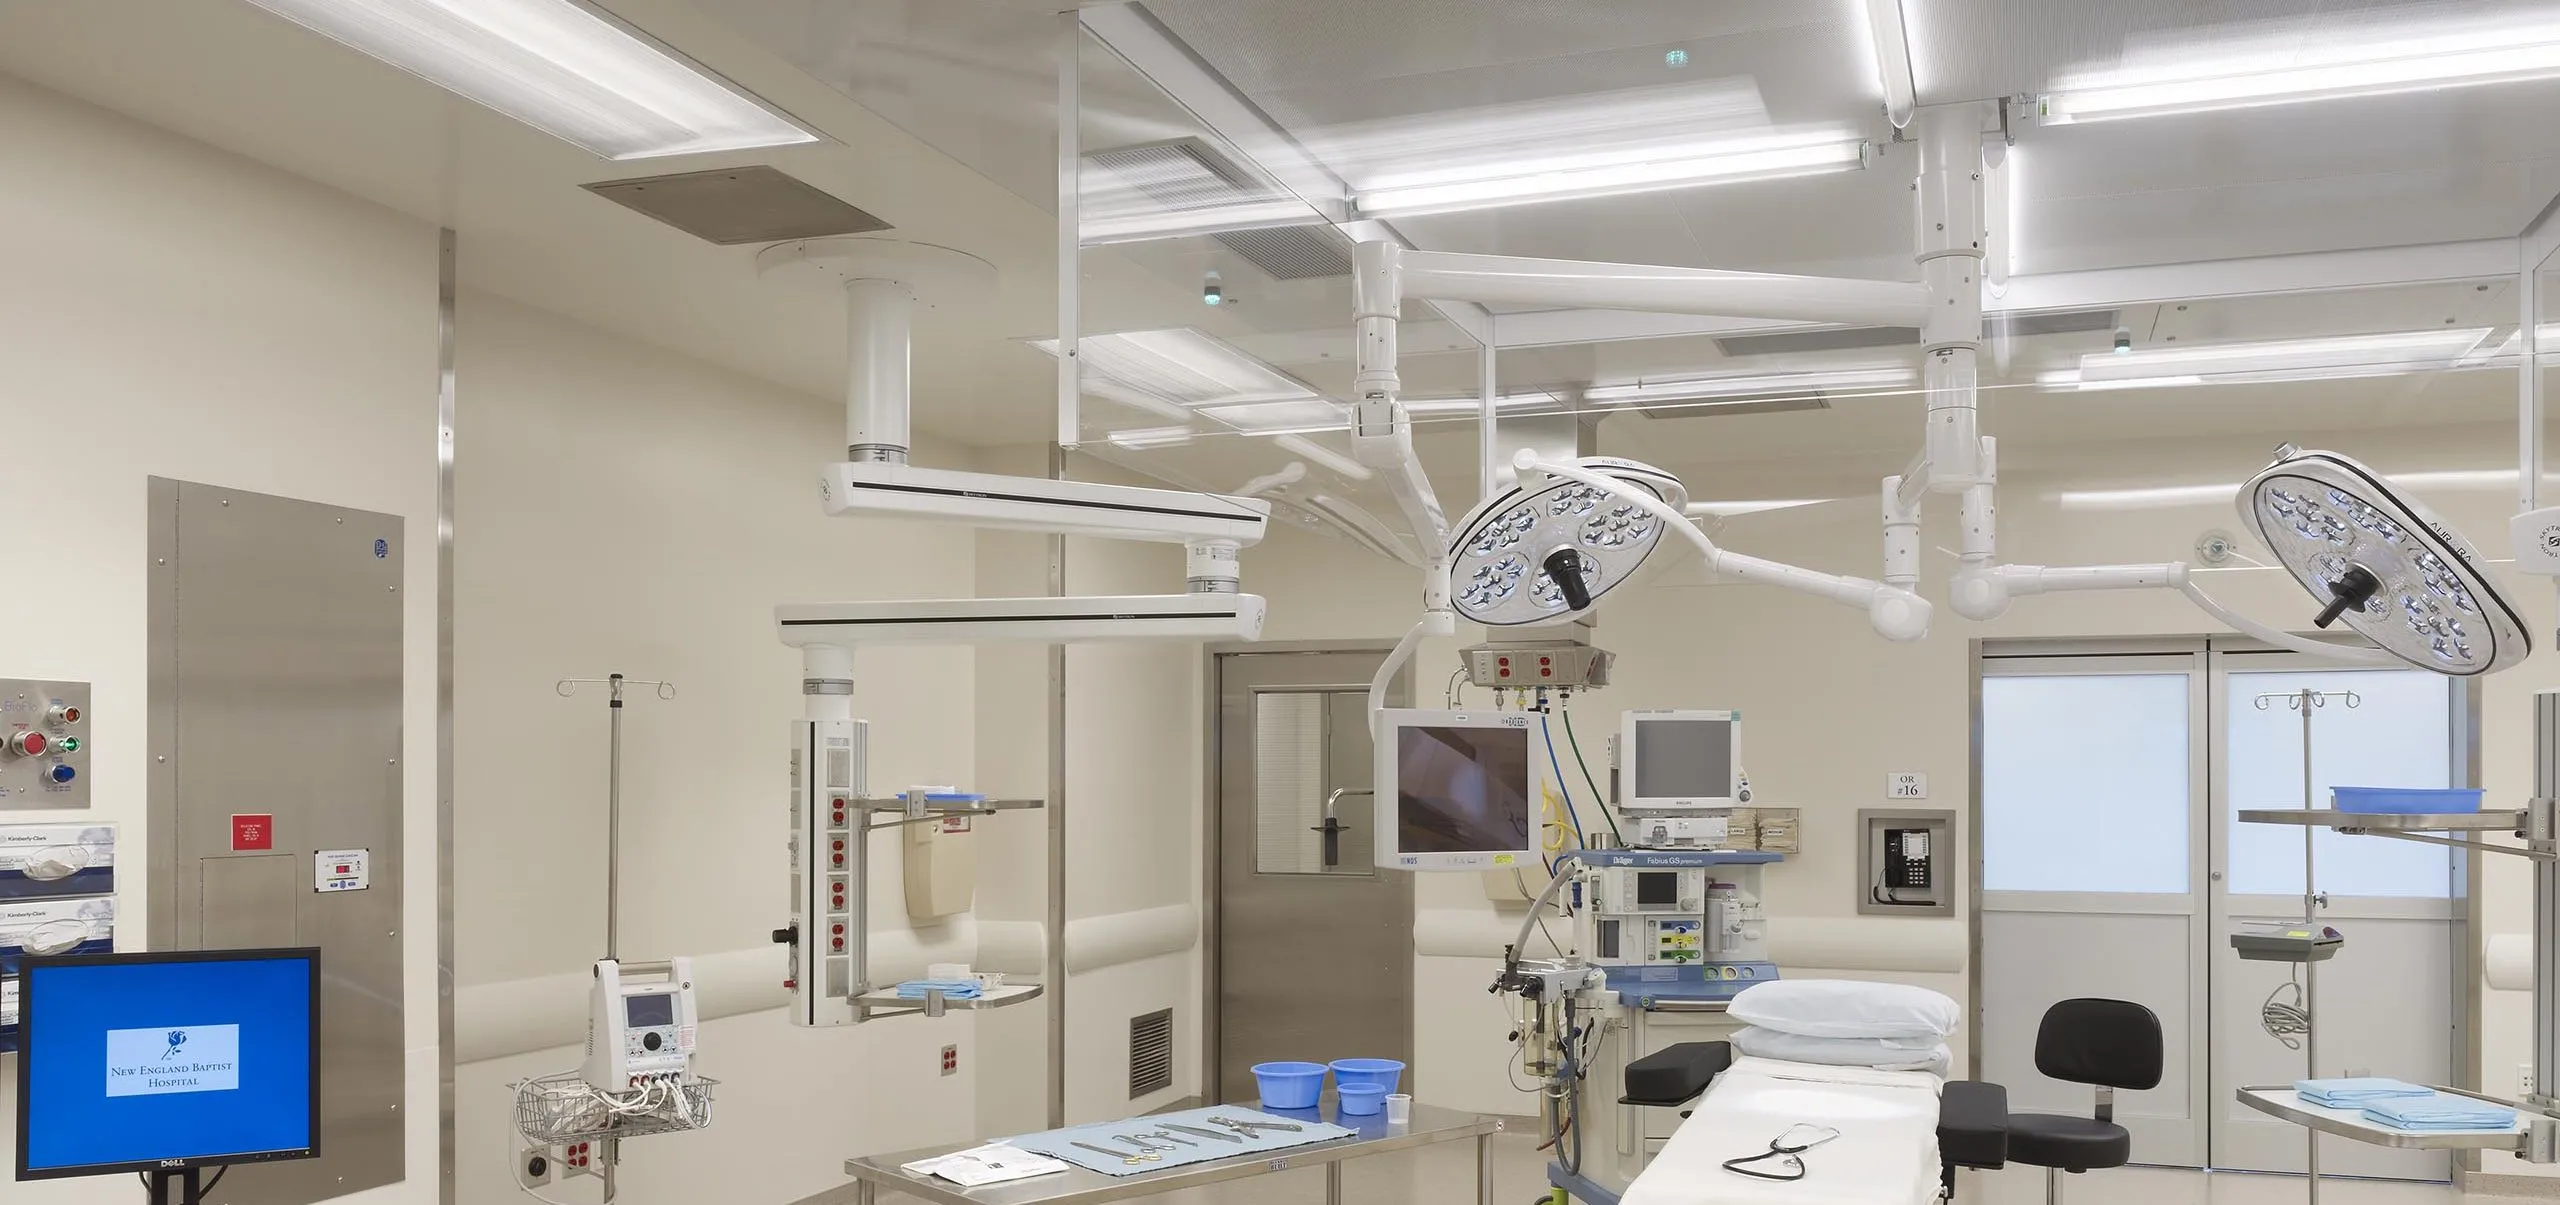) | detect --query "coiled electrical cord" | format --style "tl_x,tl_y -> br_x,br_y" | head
2261,969 -> 2311,1051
